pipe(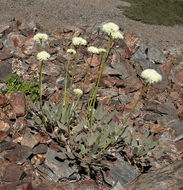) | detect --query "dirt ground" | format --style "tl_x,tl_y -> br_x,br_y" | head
0,0 -> 183,49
